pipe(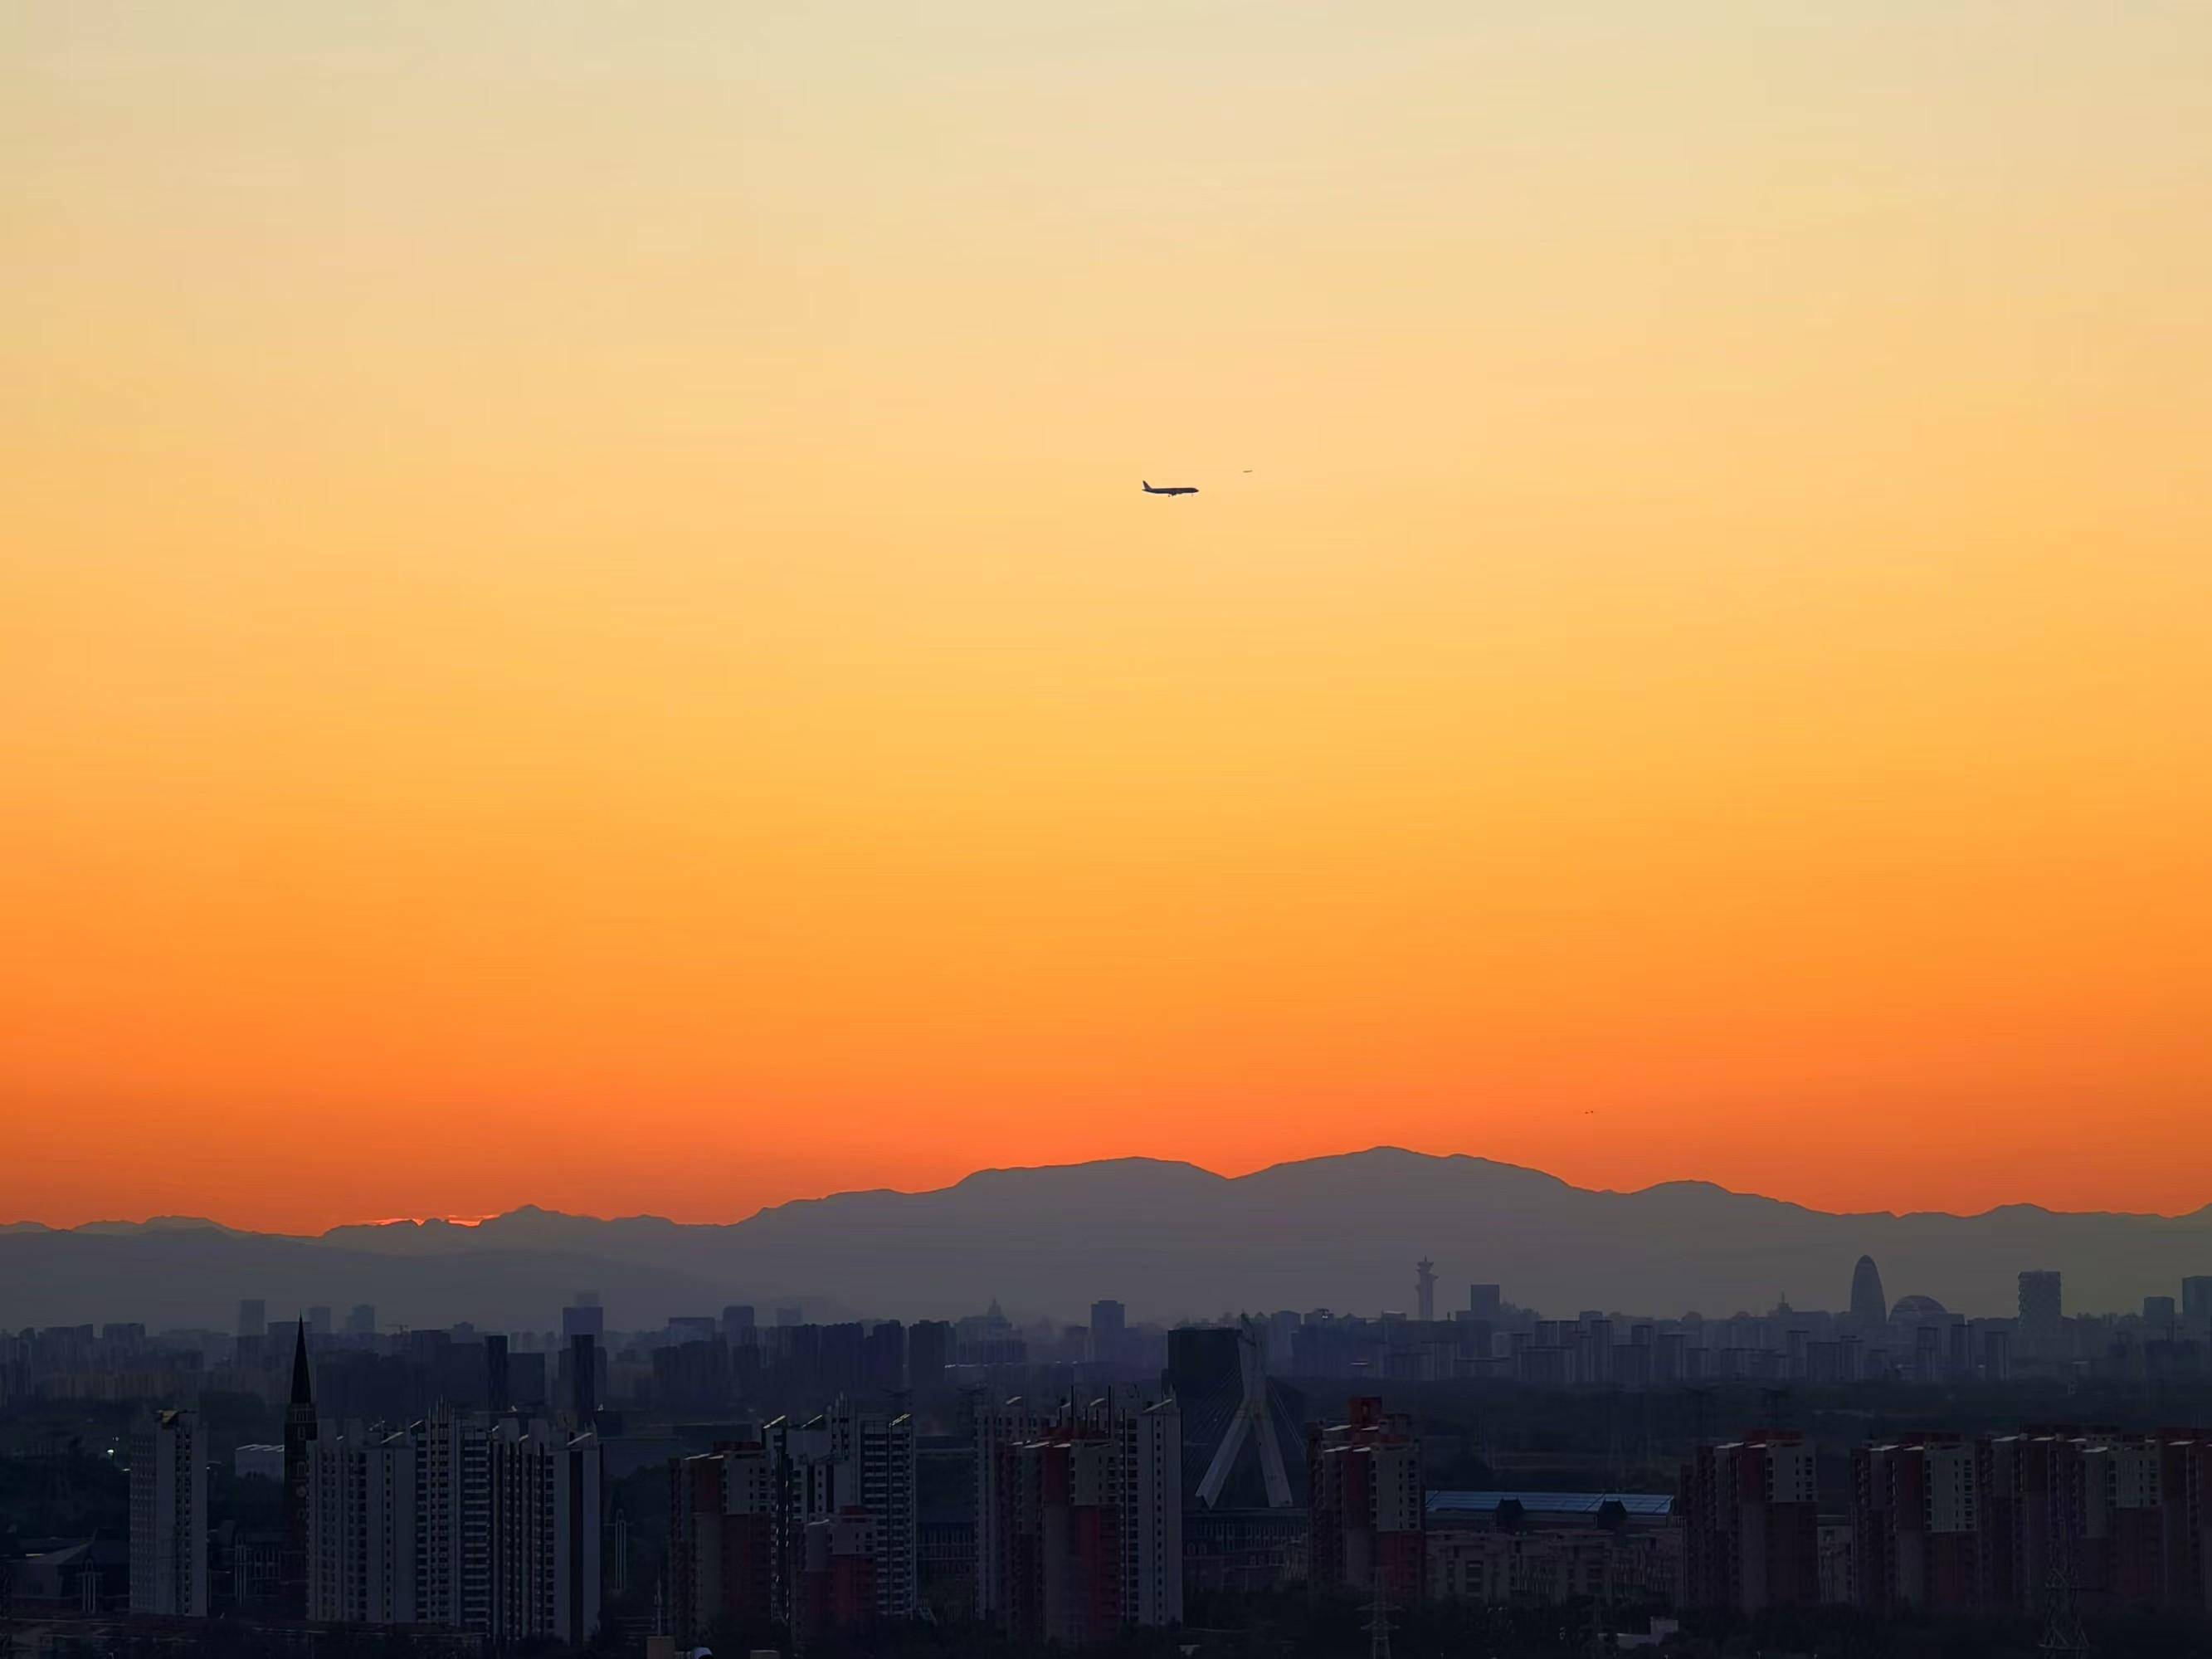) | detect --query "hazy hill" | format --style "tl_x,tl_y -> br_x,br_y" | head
4,1148 -> 2208,1331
